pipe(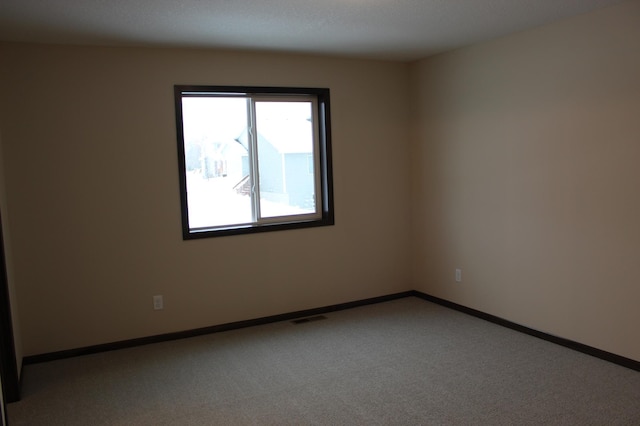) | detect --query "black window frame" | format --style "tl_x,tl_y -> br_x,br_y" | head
174,85 -> 334,239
